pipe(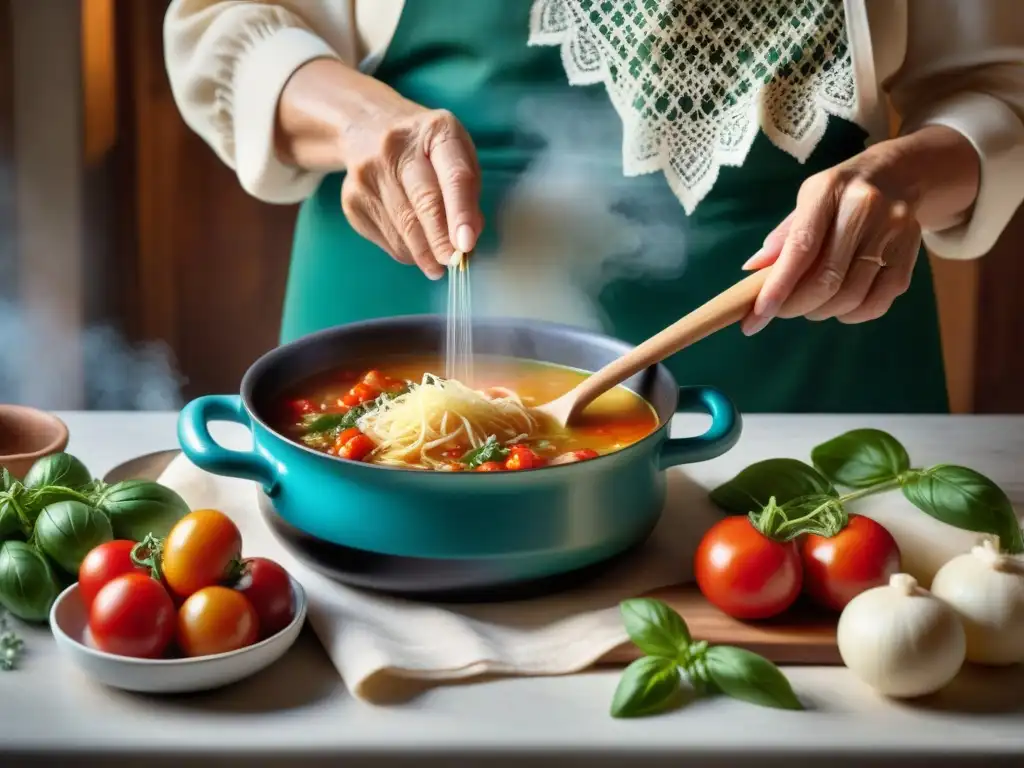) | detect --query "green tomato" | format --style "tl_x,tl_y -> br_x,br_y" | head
0,541 -> 61,622
23,453 -> 93,491
94,480 -> 190,541
34,500 -> 113,575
